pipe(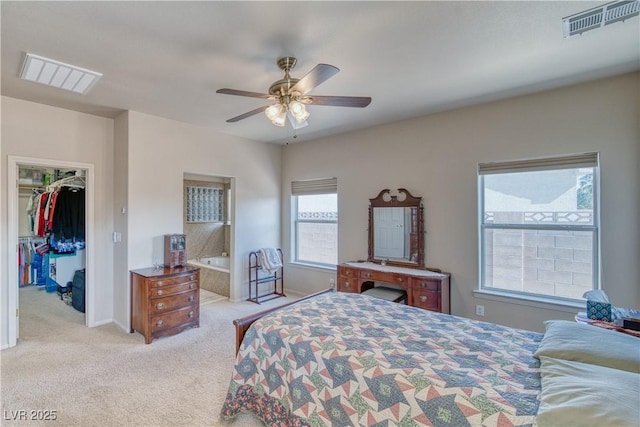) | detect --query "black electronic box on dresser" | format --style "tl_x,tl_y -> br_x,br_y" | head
130,266 -> 199,344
